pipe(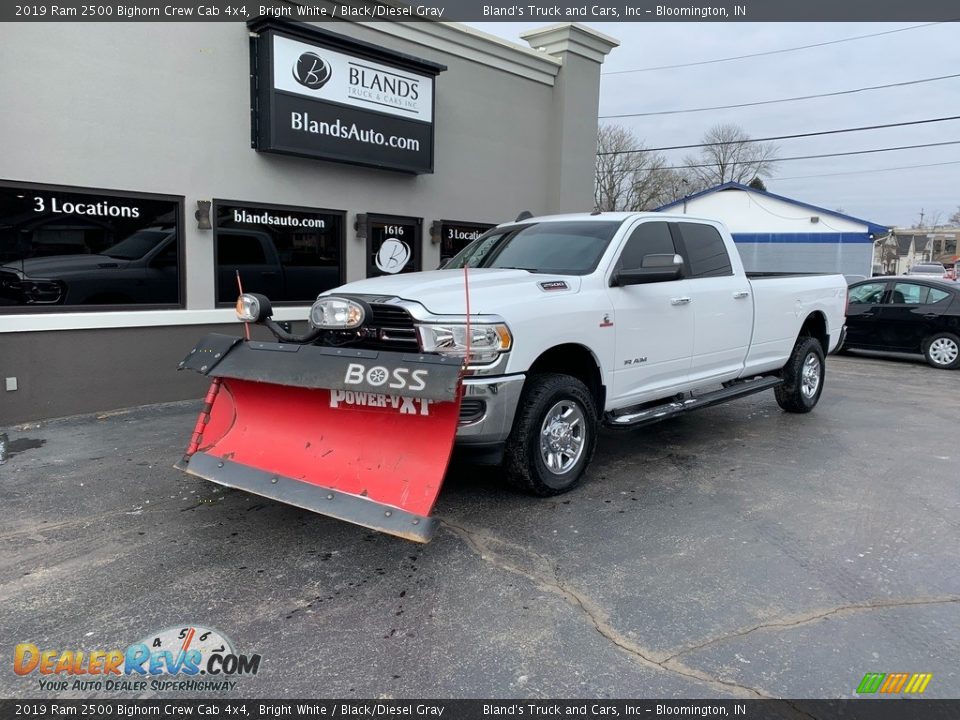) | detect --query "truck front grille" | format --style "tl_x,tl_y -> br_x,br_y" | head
352,304 -> 419,352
